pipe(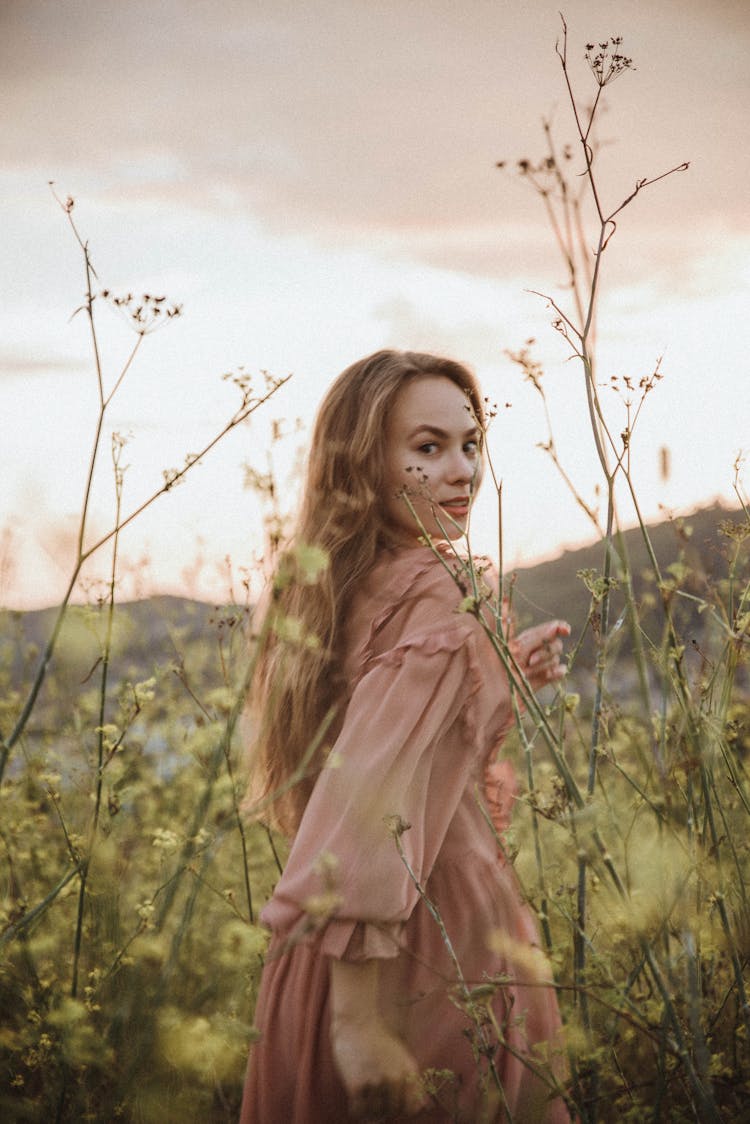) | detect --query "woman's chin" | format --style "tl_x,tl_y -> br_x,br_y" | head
438,522 -> 468,542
